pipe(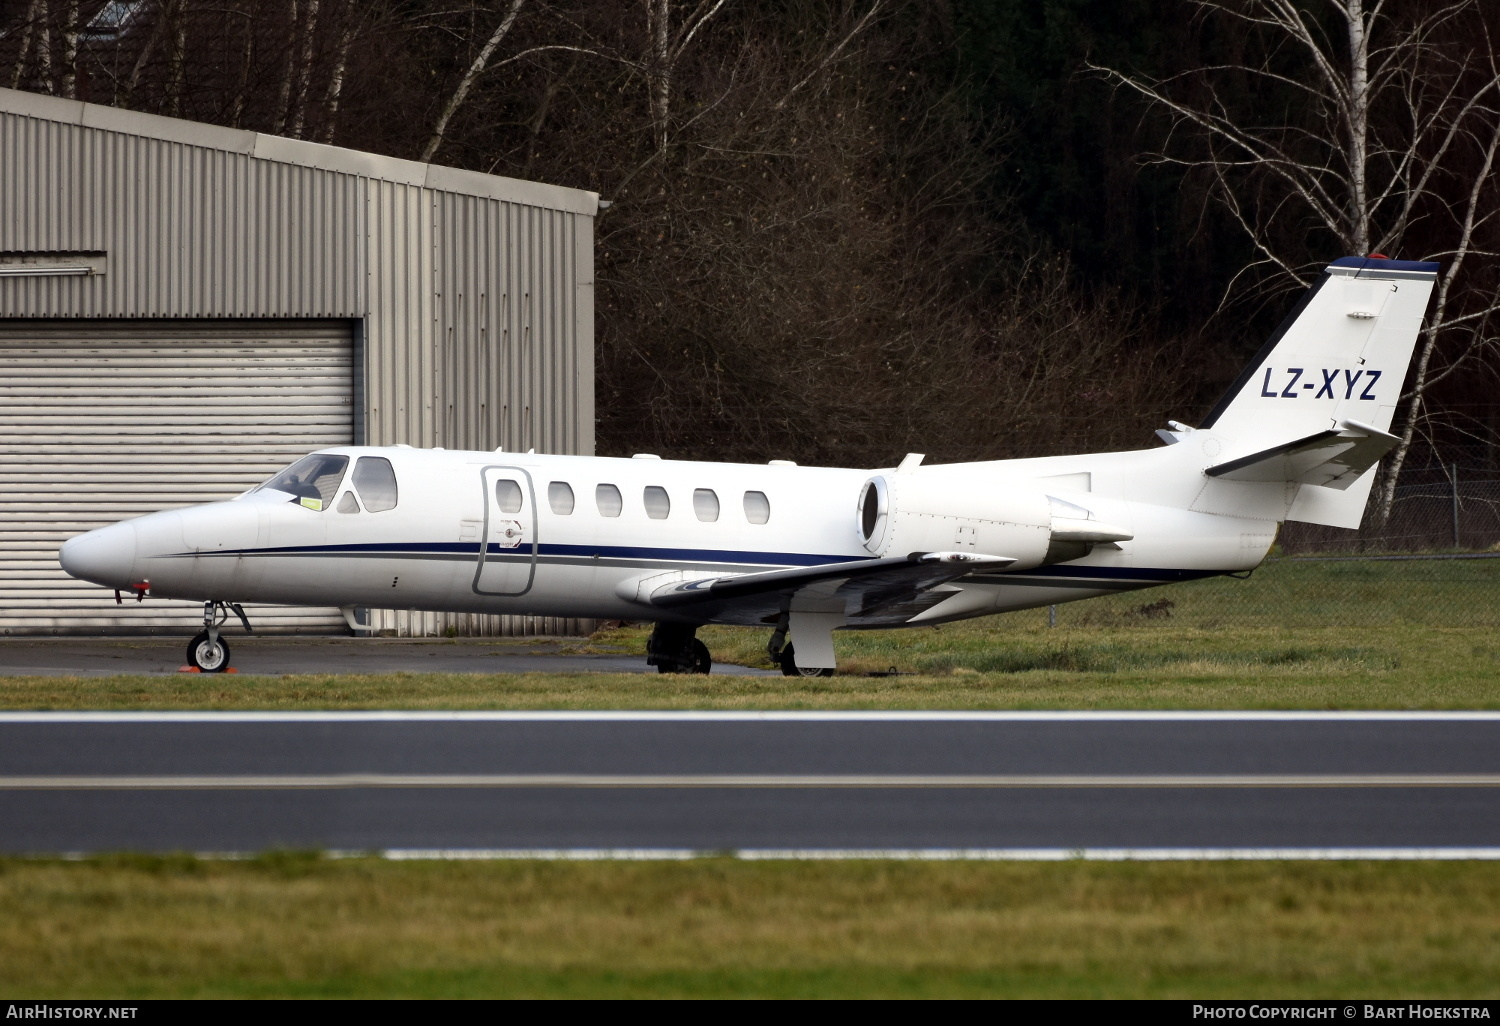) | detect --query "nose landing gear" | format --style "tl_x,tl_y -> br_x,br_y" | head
187,601 -> 253,673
